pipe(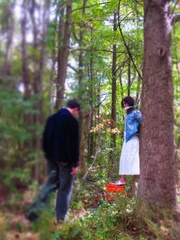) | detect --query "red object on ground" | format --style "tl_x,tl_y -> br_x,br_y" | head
105,183 -> 125,202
